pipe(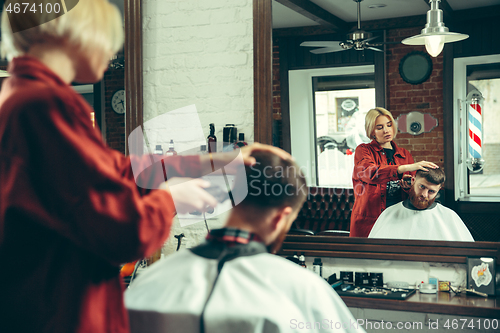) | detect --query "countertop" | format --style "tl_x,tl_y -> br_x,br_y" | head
341,291 -> 500,318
